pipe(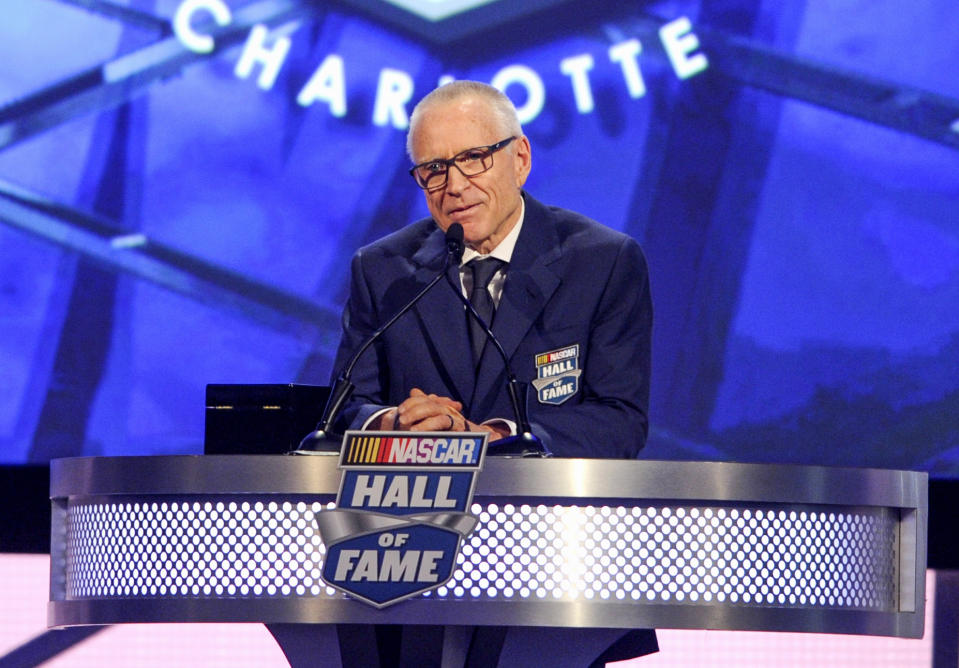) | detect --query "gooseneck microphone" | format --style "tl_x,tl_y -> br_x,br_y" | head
445,258 -> 549,458
294,224 -> 466,454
